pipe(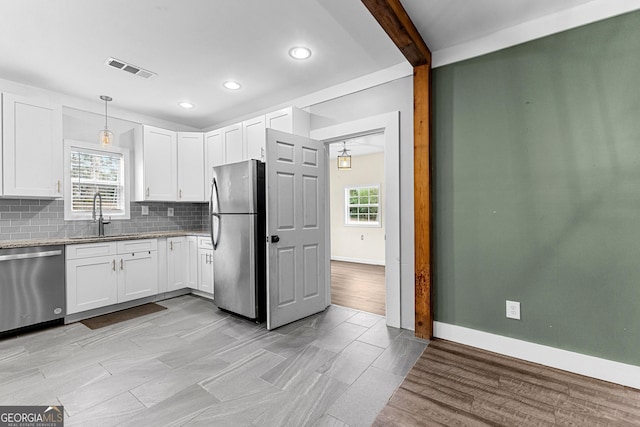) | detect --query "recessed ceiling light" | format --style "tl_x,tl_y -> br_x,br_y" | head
223,81 -> 241,90
289,46 -> 312,60
179,102 -> 194,109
